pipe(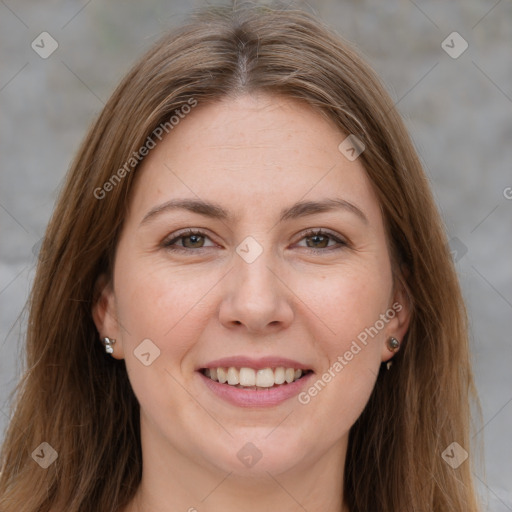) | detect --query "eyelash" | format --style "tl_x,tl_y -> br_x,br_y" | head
162,228 -> 348,254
